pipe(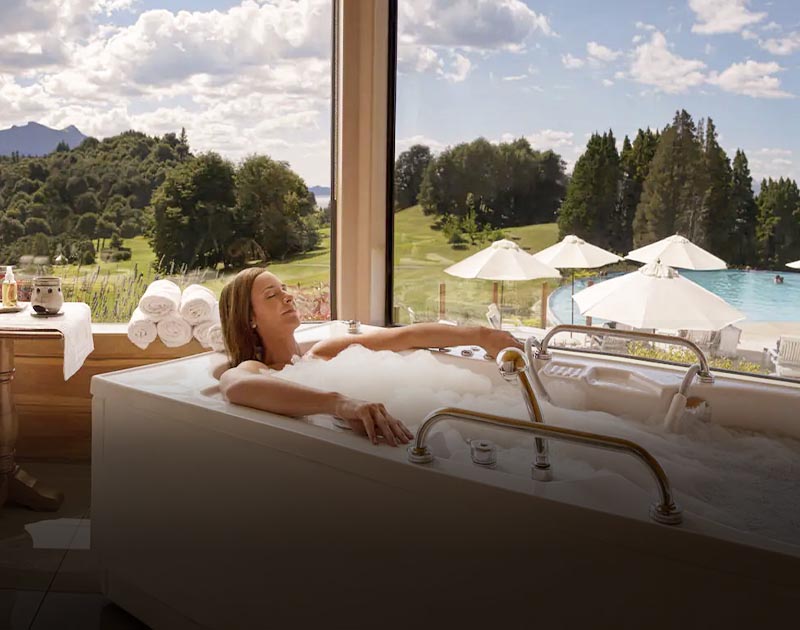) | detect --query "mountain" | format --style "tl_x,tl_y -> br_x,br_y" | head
309,185 -> 330,196
0,121 -> 89,156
